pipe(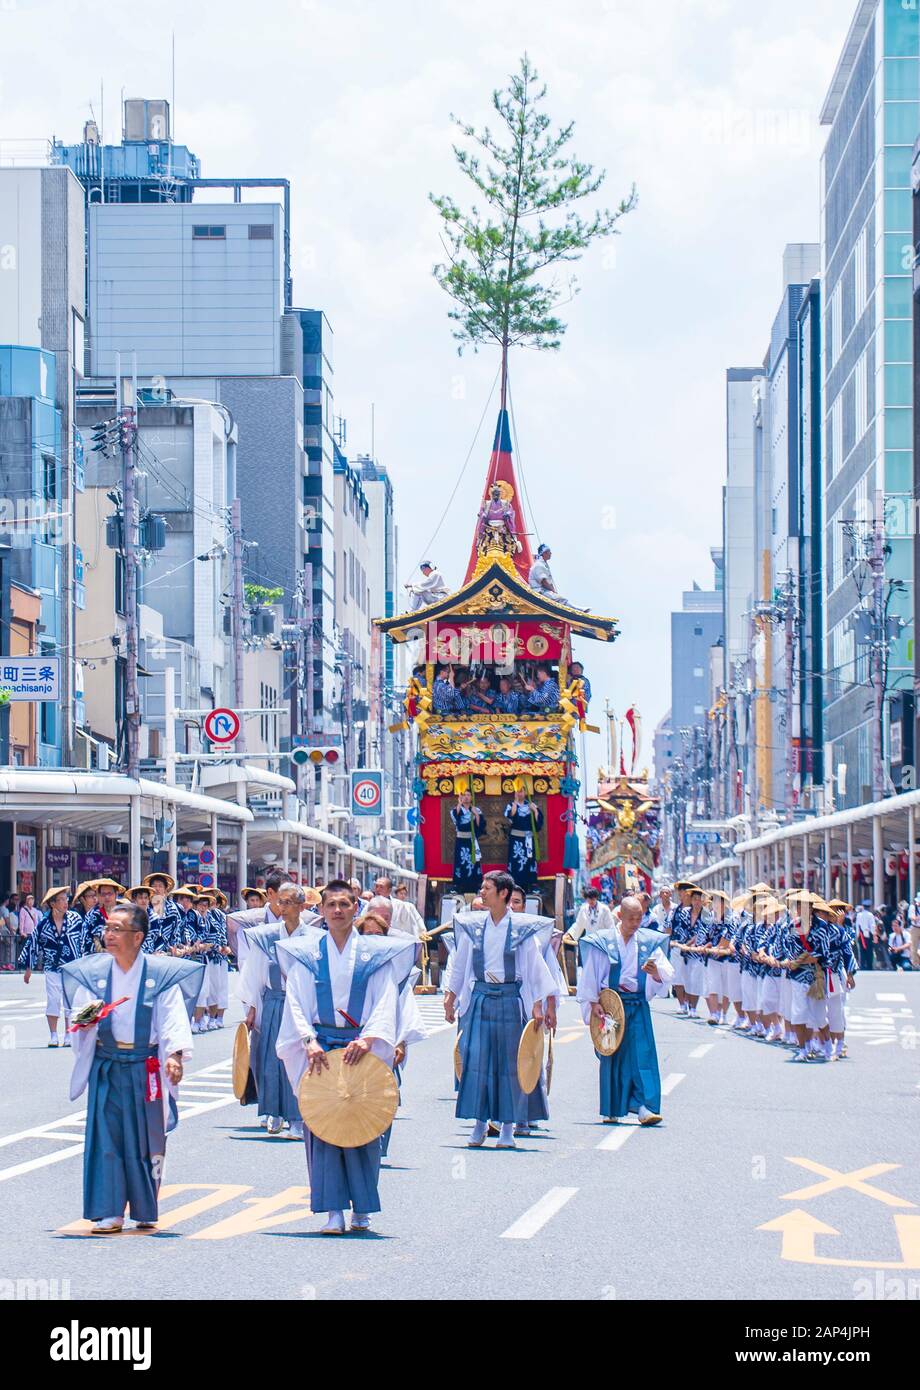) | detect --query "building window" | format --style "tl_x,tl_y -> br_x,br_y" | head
248,224 -> 273,240
42,454 -> 57,502
192,225 -> 226,240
